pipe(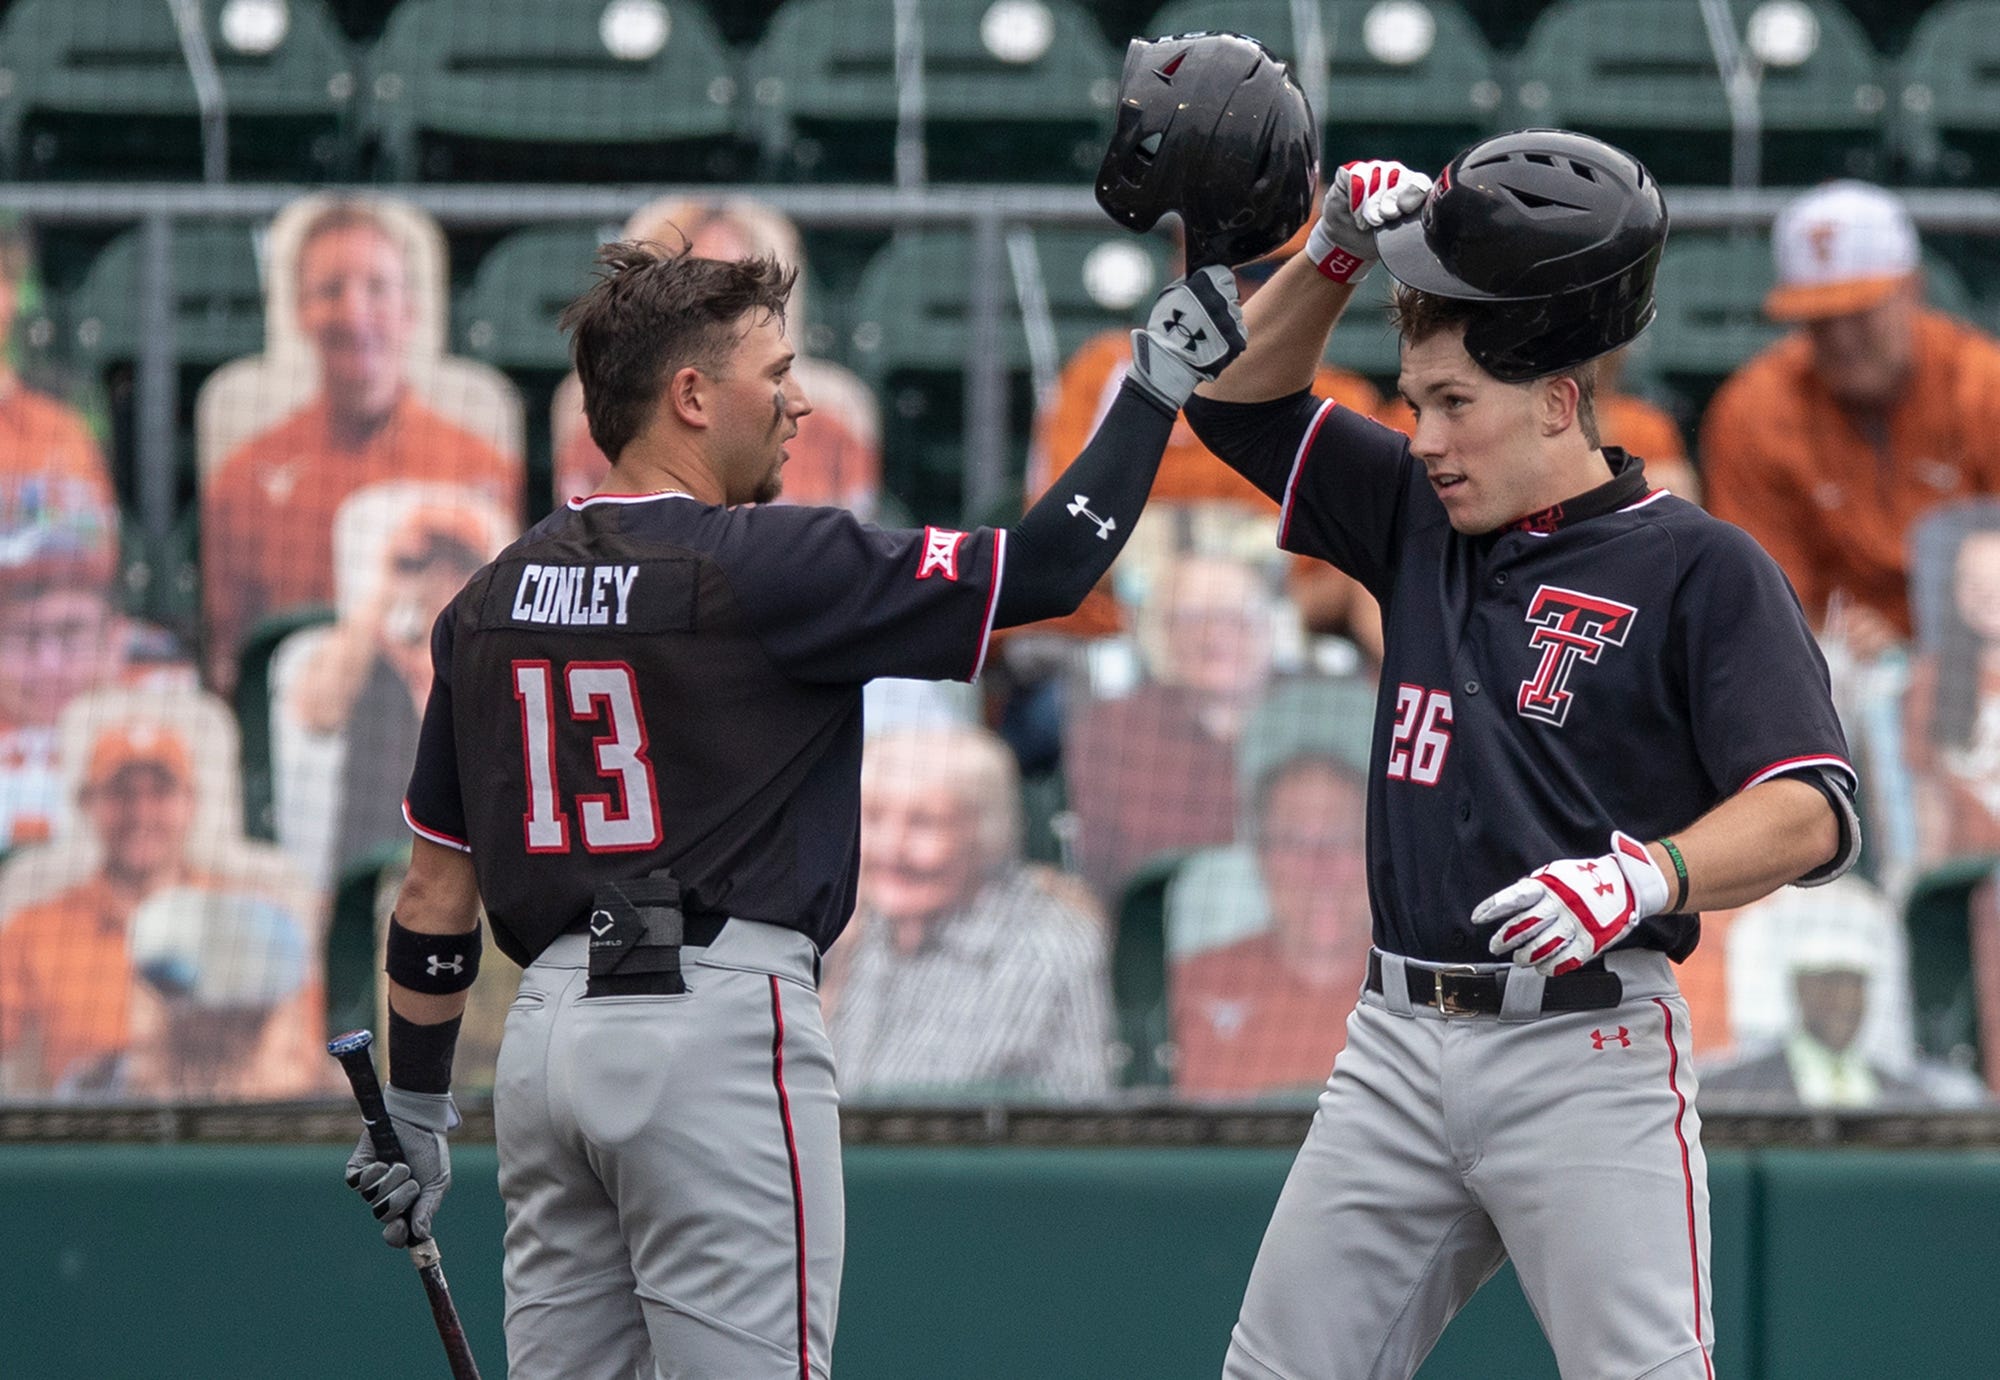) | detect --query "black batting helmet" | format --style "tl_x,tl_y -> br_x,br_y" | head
1095,32 -> 1319,272
1375,129 -> 1668,381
